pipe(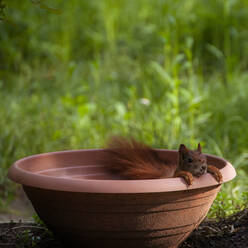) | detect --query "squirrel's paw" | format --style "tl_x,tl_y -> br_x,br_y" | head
184,174 -> 194,186
175,171 -> 194,186
207,165 -> 223,183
